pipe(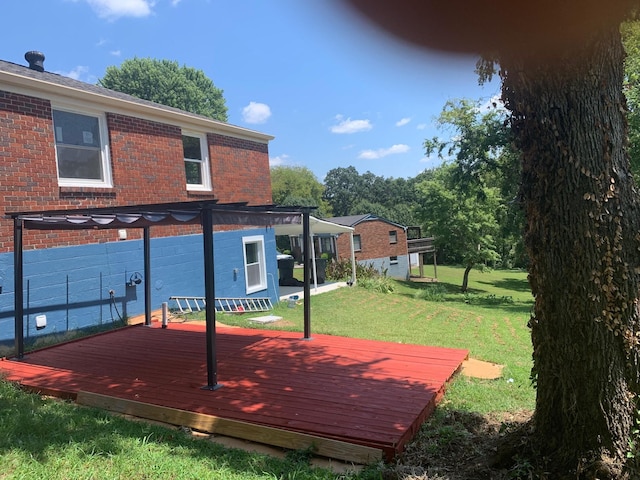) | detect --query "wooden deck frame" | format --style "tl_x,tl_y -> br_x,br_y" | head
77,391 -> 382,463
